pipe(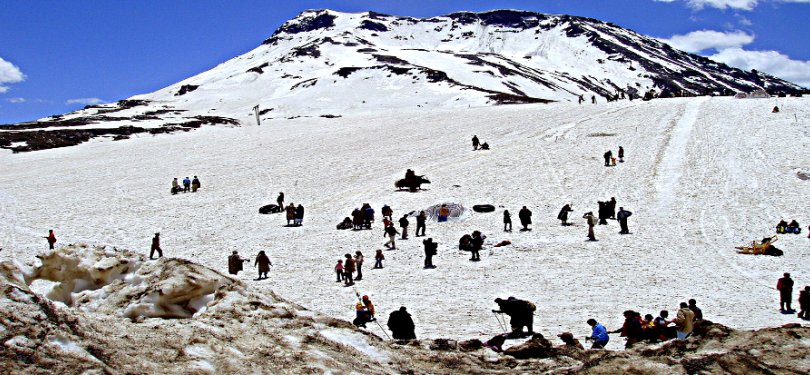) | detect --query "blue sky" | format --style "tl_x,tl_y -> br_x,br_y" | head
1,0 -> 808,123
